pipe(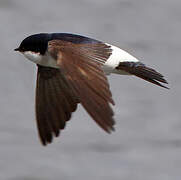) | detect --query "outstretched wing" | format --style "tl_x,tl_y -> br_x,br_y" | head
36,65 -> 78,145
48,40 -> 115,134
